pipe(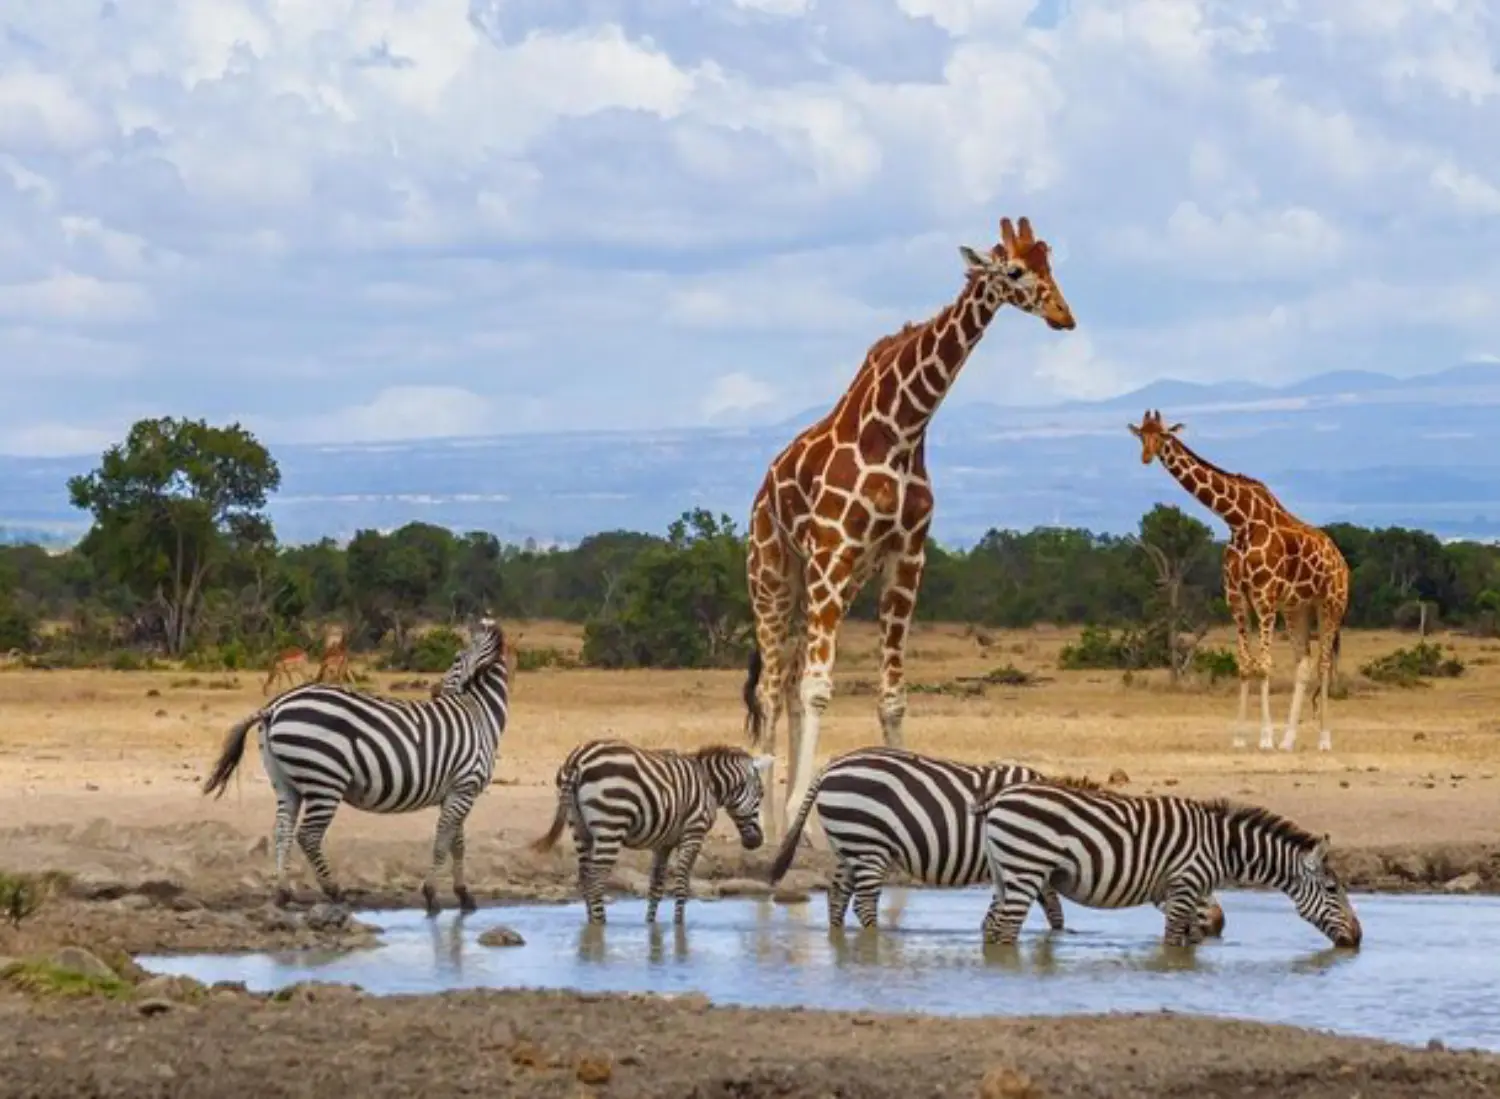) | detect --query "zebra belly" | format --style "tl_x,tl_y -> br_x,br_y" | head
818,793 -> 987,885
